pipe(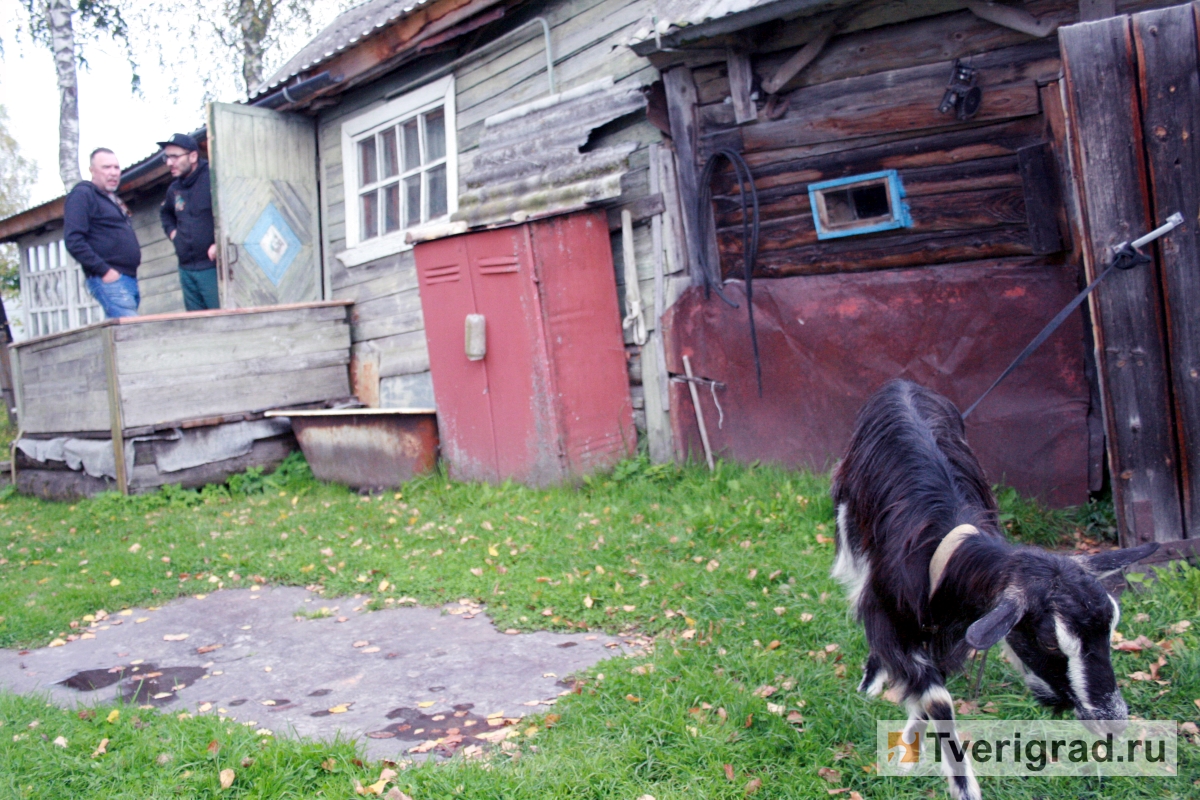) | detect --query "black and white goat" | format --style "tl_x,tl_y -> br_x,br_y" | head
831,379 -> 1157,800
